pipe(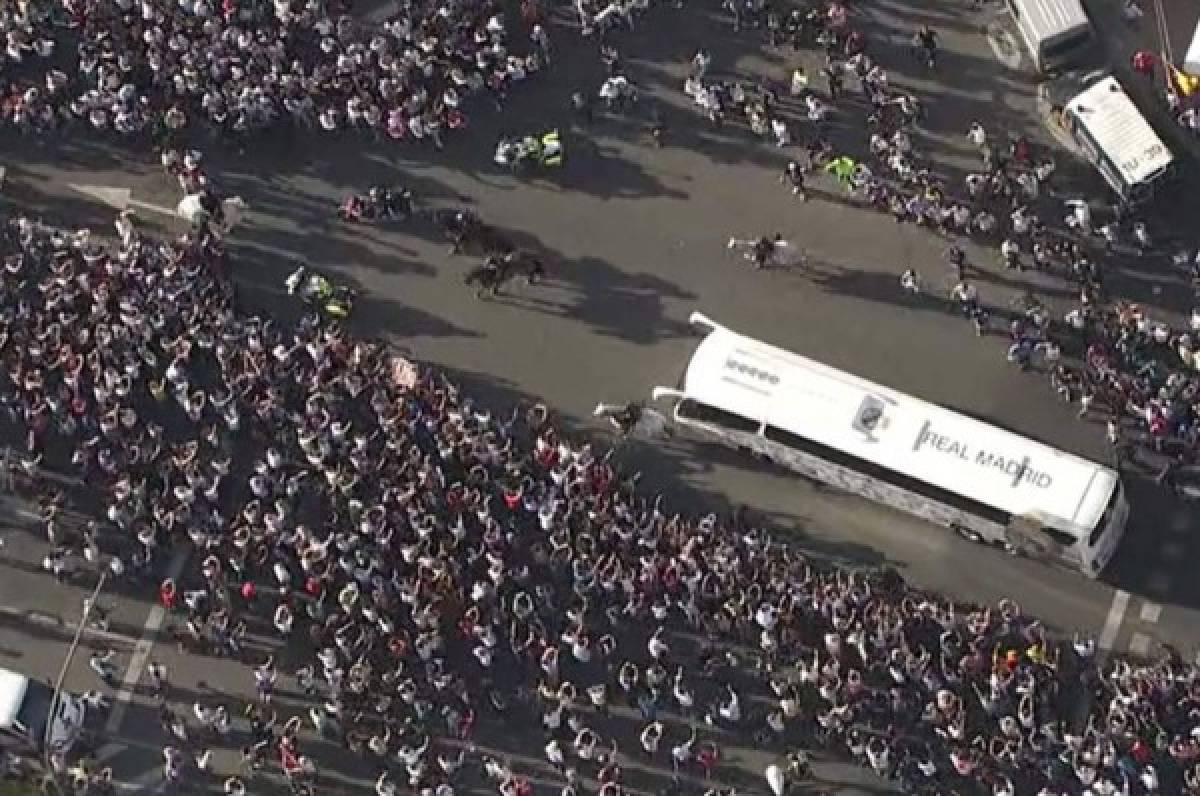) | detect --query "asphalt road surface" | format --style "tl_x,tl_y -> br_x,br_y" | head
1,0 -> 1199,791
